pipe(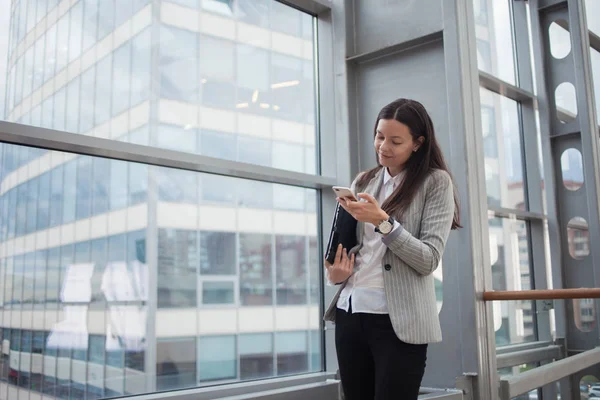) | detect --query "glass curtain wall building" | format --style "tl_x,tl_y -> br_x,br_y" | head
0,0 -> 321,399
